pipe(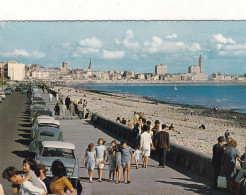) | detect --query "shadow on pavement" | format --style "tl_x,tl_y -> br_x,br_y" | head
15,139 -> 31,146
18,129 -> 31,133
12,150 -> 35,158
18,133 -> 31,139
19,123 -> 32,128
